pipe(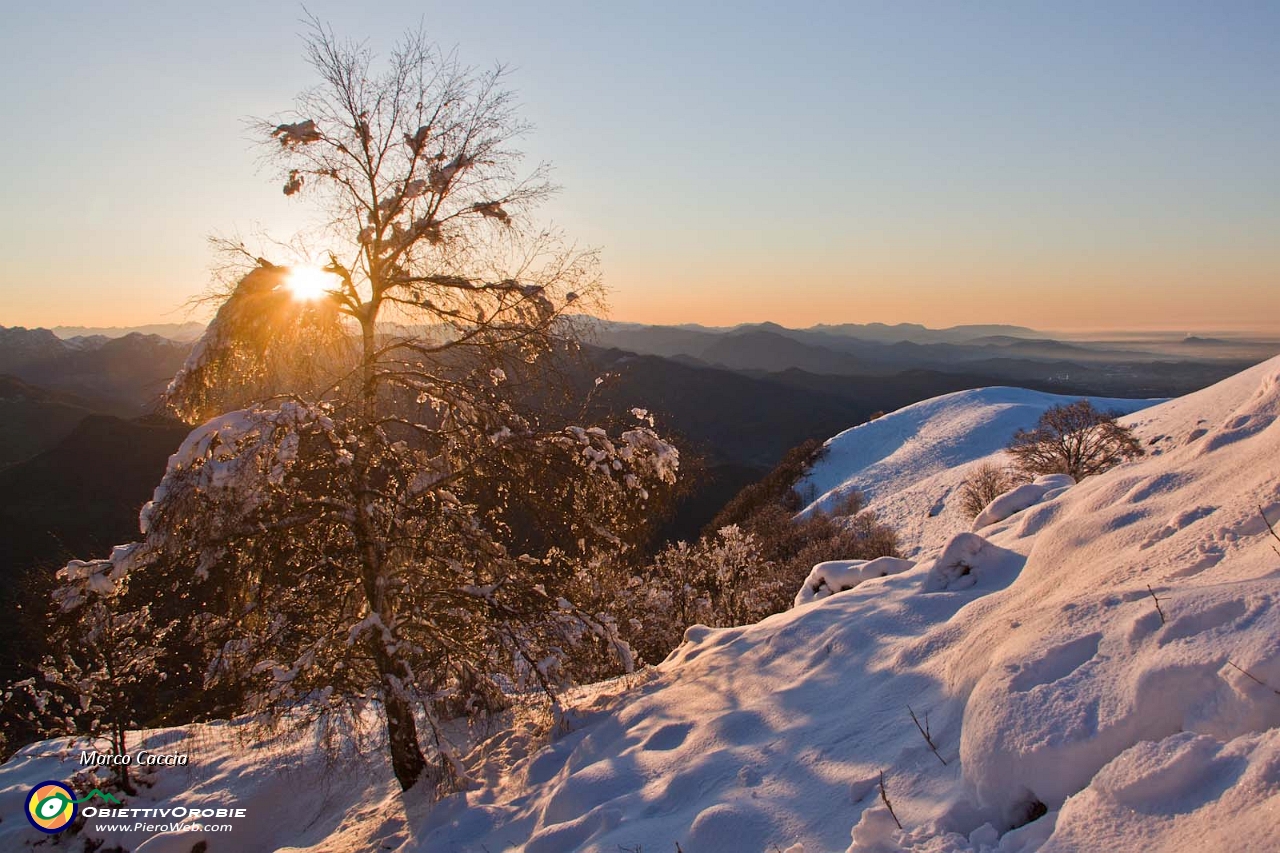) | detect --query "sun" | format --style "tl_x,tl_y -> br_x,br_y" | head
284,266 -> 336,302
